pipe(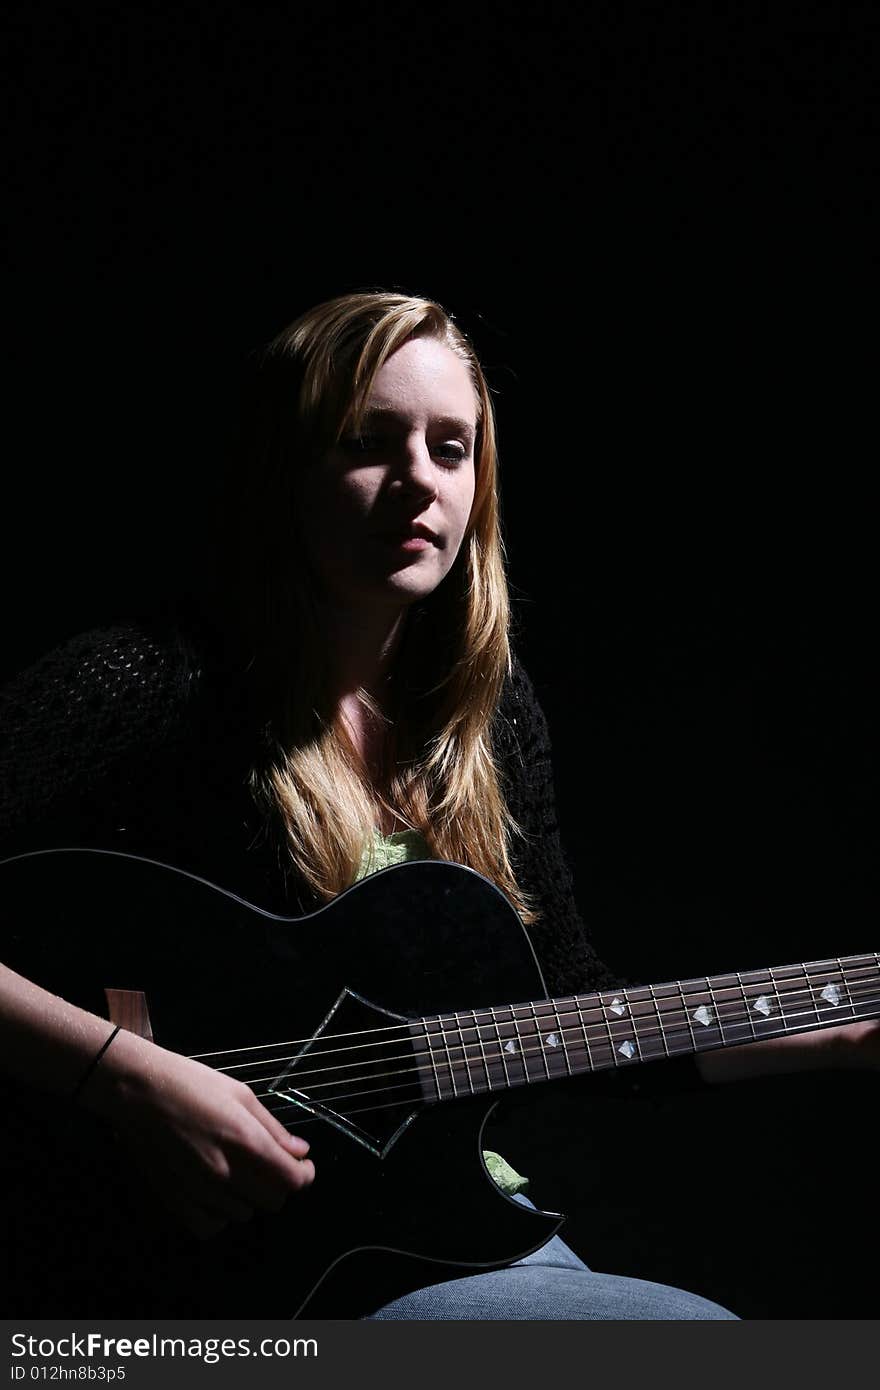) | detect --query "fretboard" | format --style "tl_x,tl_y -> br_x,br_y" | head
410,952 -> 880,1102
